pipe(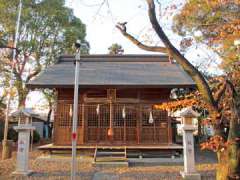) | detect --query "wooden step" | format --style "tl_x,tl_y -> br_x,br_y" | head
93,146 -> 128,166
96,151 -> 126,155
94,146 -> 127,150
